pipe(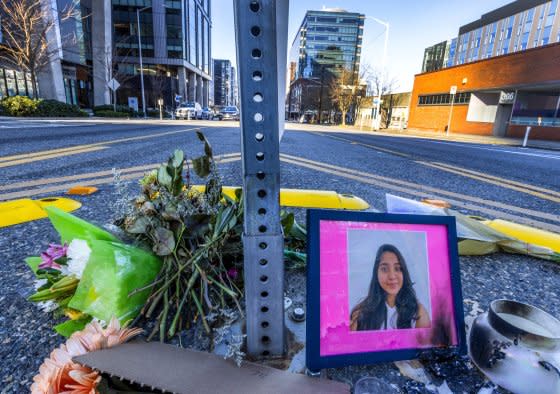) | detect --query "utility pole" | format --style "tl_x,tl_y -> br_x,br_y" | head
136,6 -> 151,118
